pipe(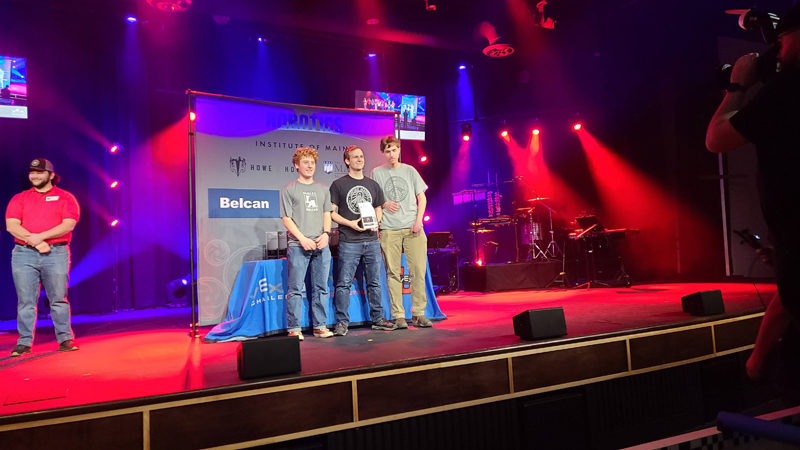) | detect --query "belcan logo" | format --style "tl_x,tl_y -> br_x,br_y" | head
208,188 -> 280,218
230,156 -> 247,177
